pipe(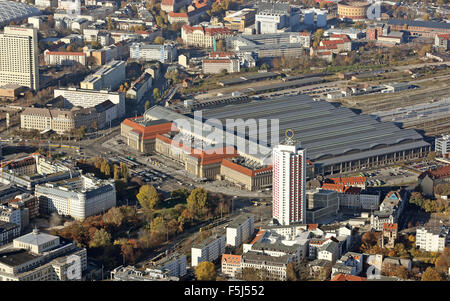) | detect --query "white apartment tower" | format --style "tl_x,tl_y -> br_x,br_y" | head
0,26 -> 39,90
272,130 -> 306,226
